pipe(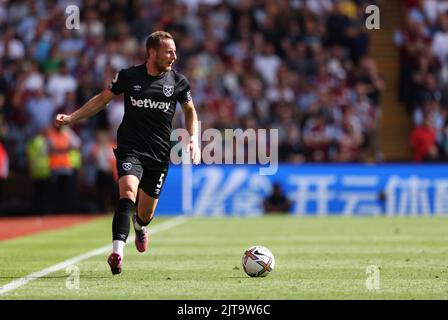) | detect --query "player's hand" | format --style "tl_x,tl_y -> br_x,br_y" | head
54,114 -> 73,127
187,140 -> 201,165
